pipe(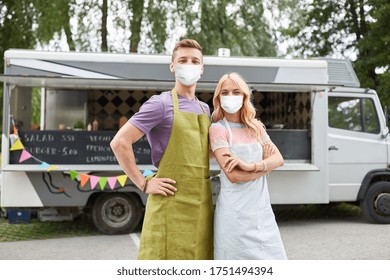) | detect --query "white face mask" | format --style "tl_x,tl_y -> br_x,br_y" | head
221,96 -> 243,114
174,64 -> 202,86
